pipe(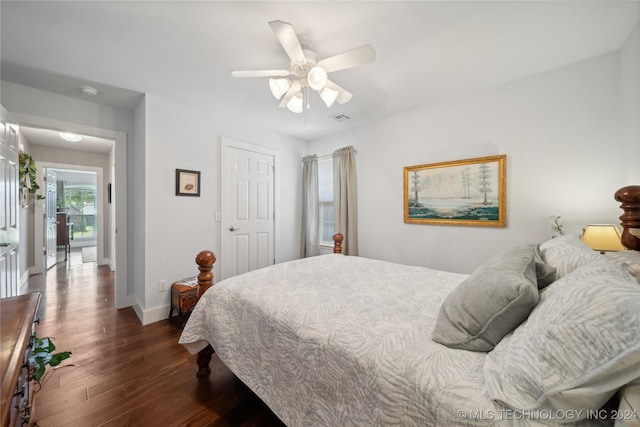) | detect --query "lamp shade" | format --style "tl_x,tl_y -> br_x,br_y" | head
269,78 -> 290,100
307,66 -> 328,91
286,92 -> 304,114
319,87 -> 339,108
581,224 -> 626,252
